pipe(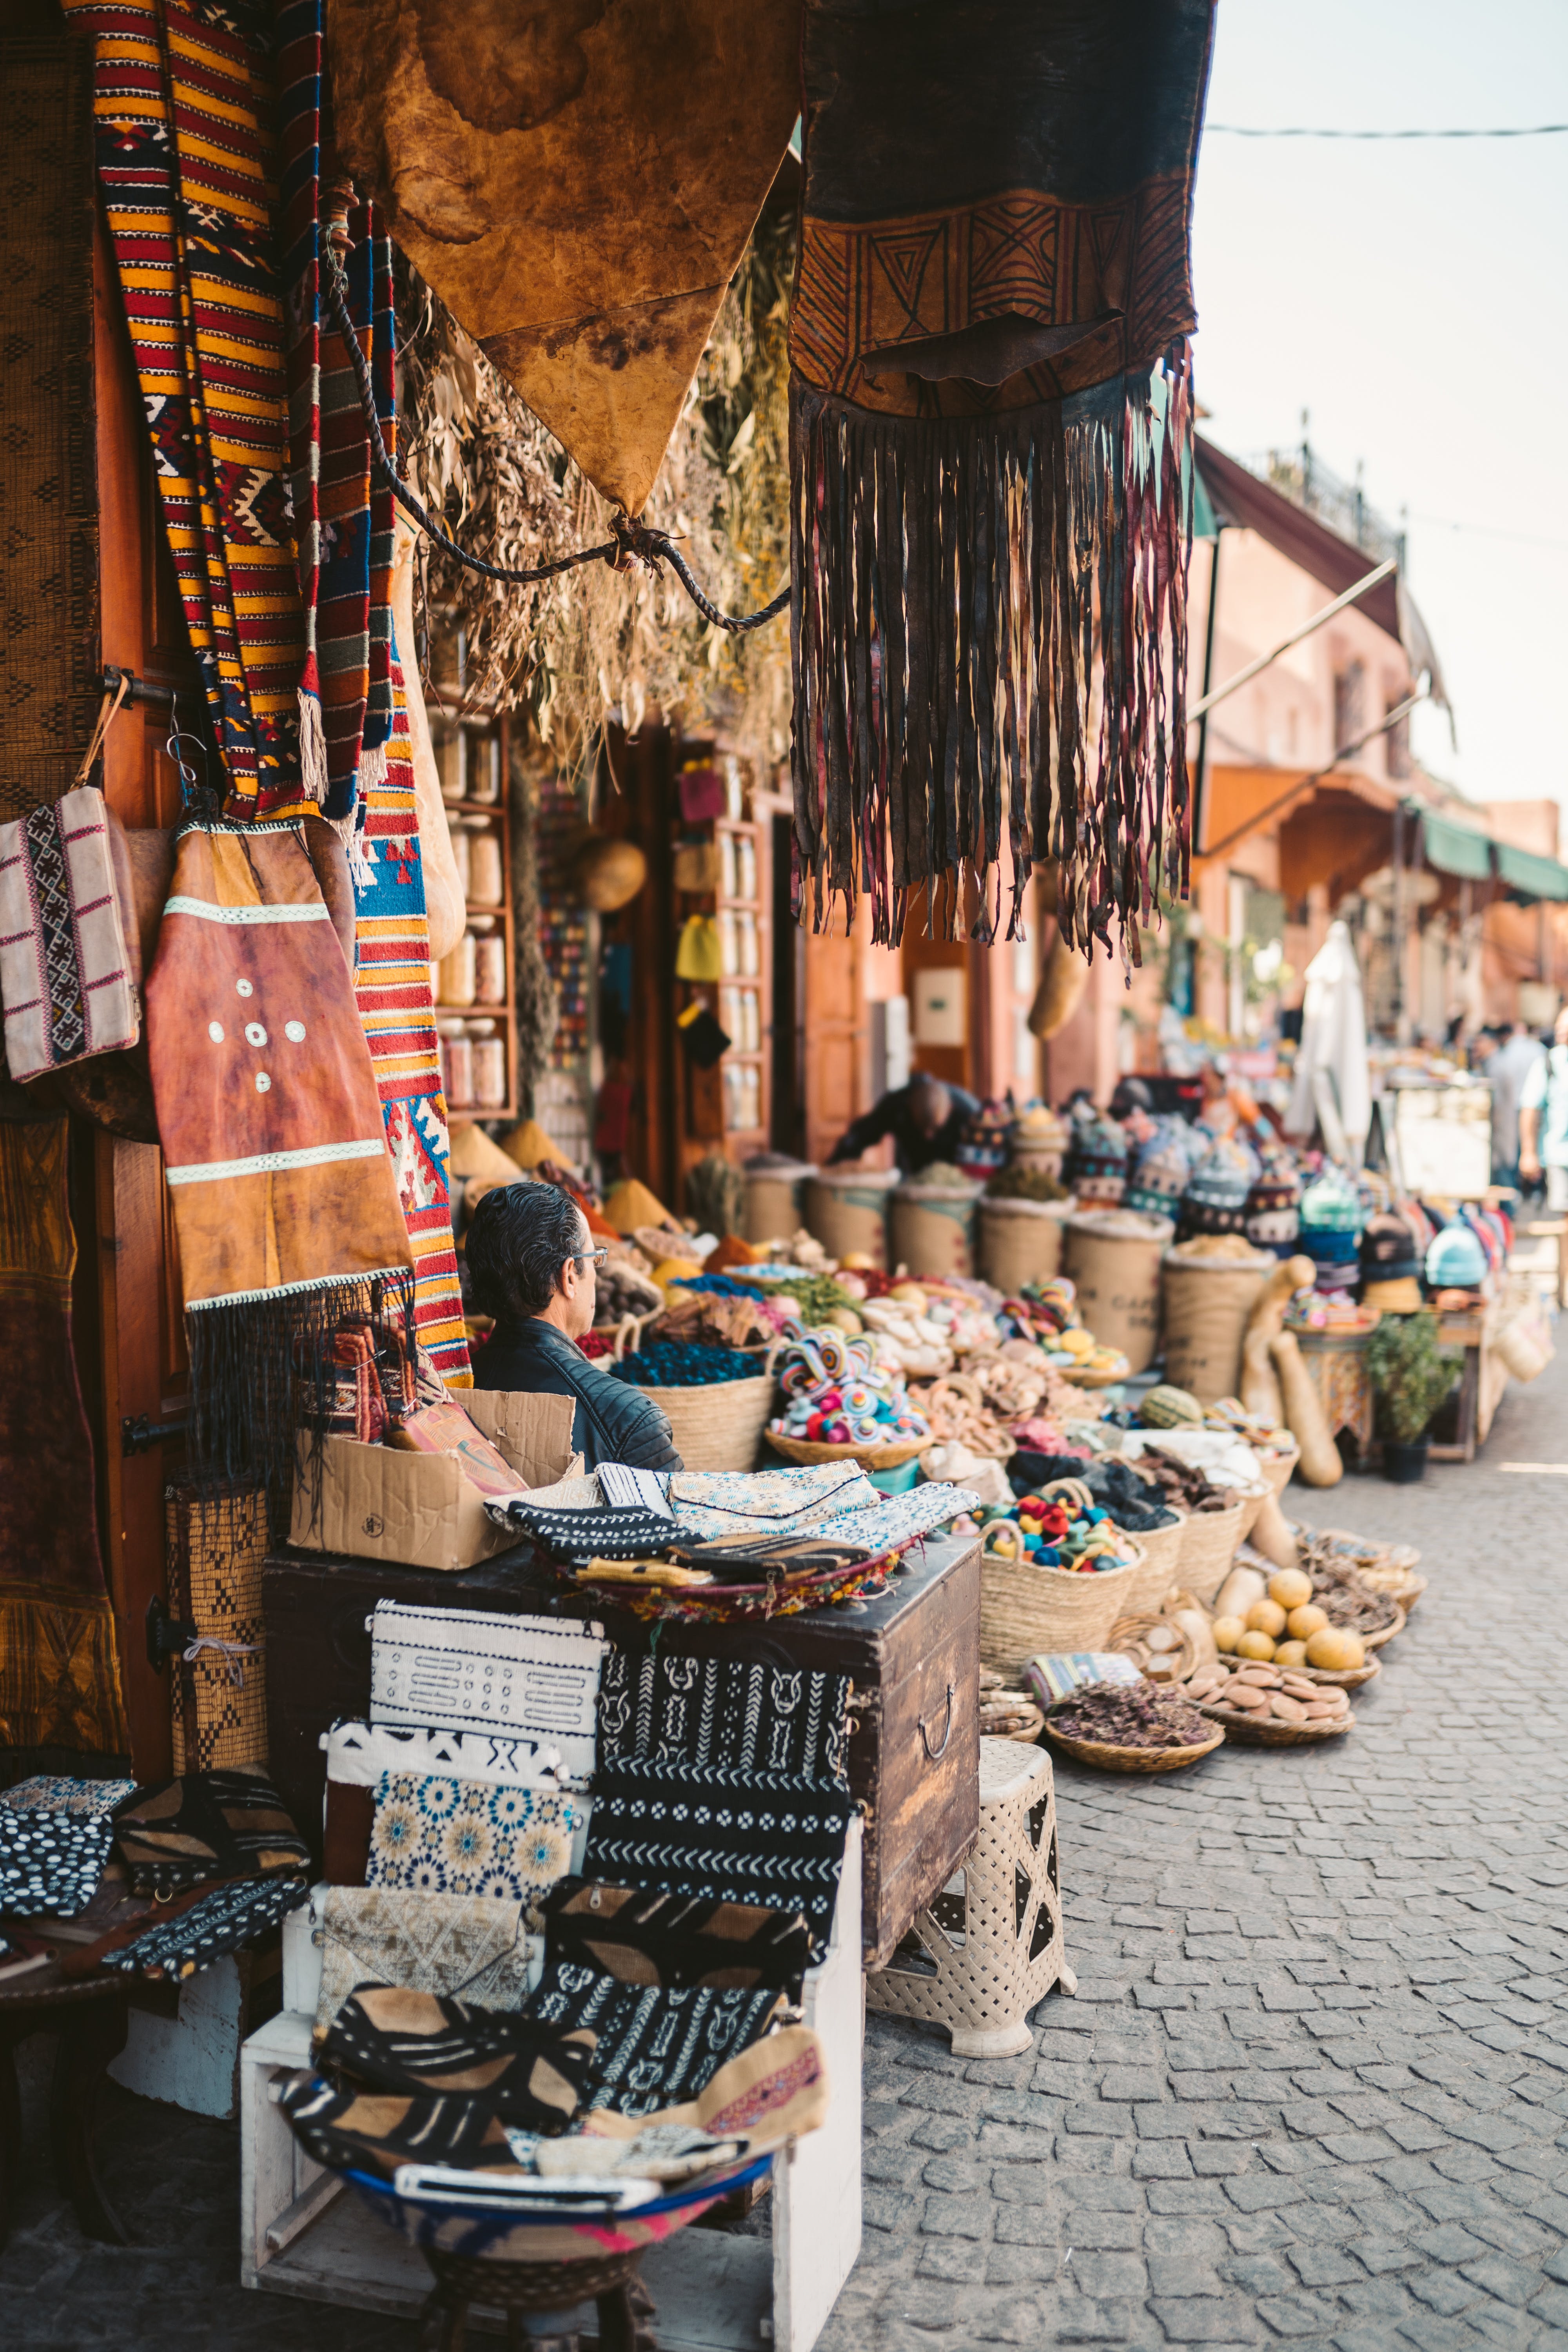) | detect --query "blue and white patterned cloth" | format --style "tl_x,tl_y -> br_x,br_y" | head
668,1463 -> 880,1542
811,1482 -> 981,1554
367,1772 -> 582,1903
